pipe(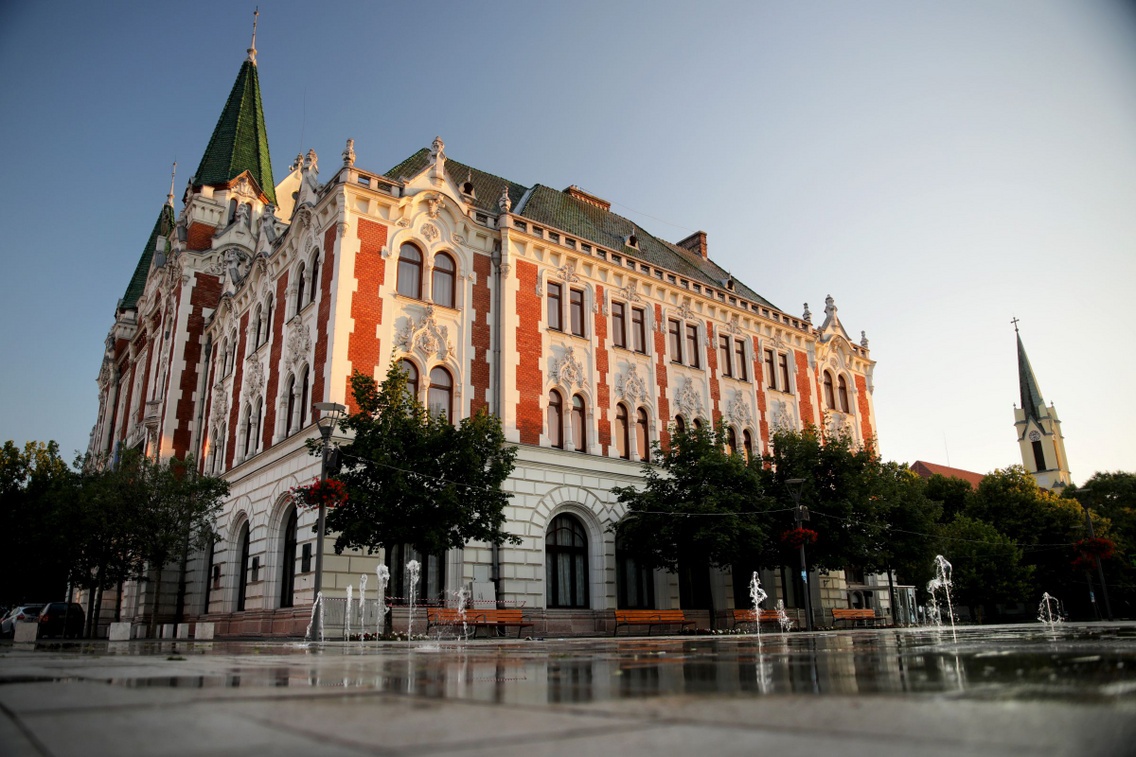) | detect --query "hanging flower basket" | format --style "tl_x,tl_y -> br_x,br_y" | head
290,477 -> 347,509
1072,537 -> 1114,570
780,527 -> 818,550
